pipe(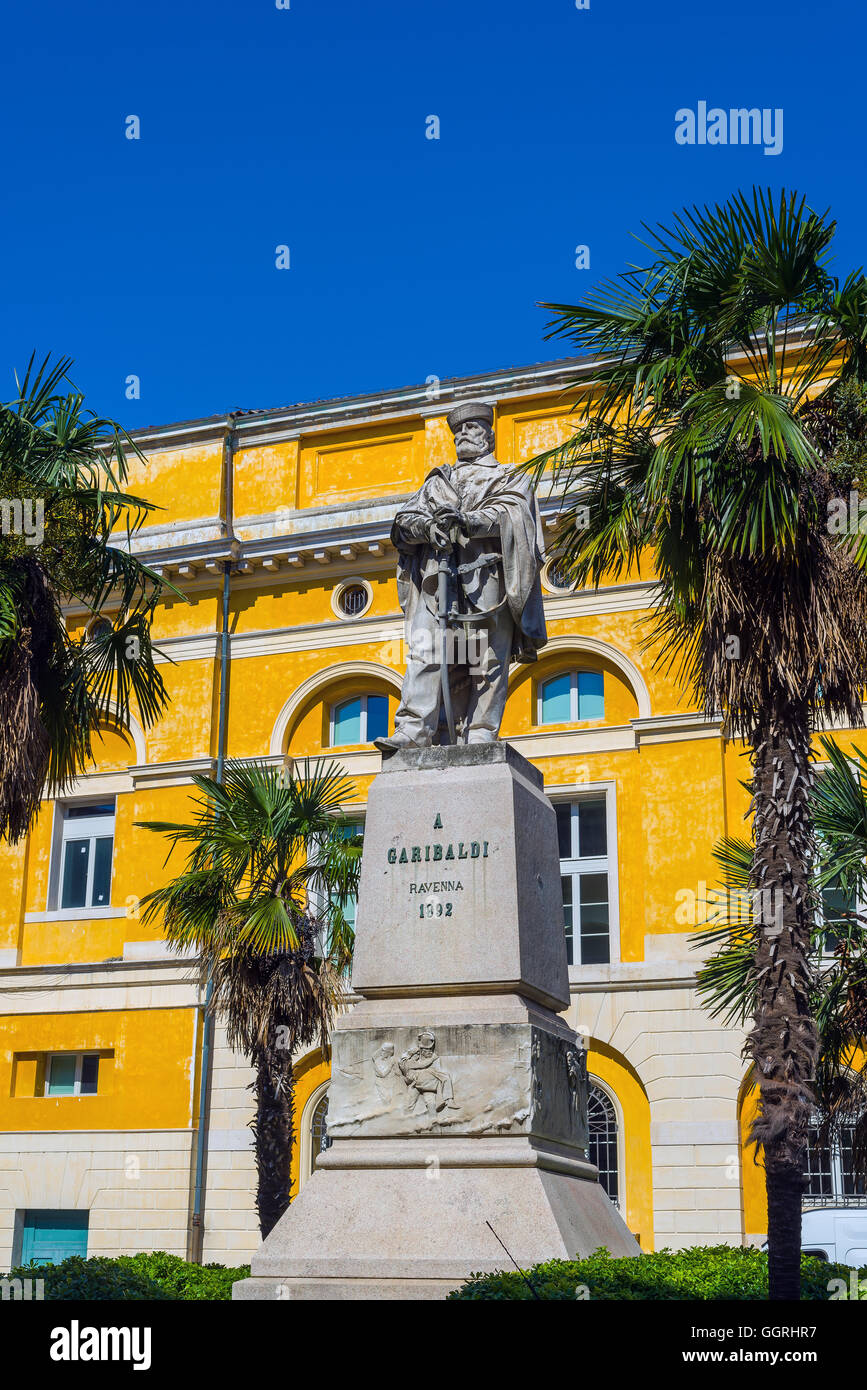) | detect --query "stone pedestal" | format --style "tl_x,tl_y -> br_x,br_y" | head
233,744 -> 638,1301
